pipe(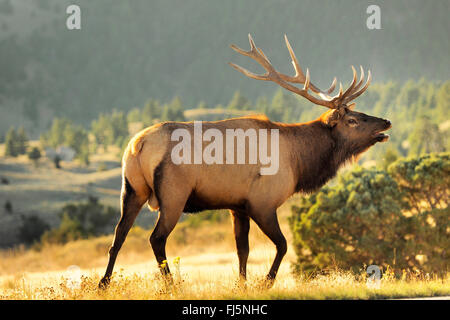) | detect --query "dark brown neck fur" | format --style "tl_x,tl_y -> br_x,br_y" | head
284,120 -> 360,194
